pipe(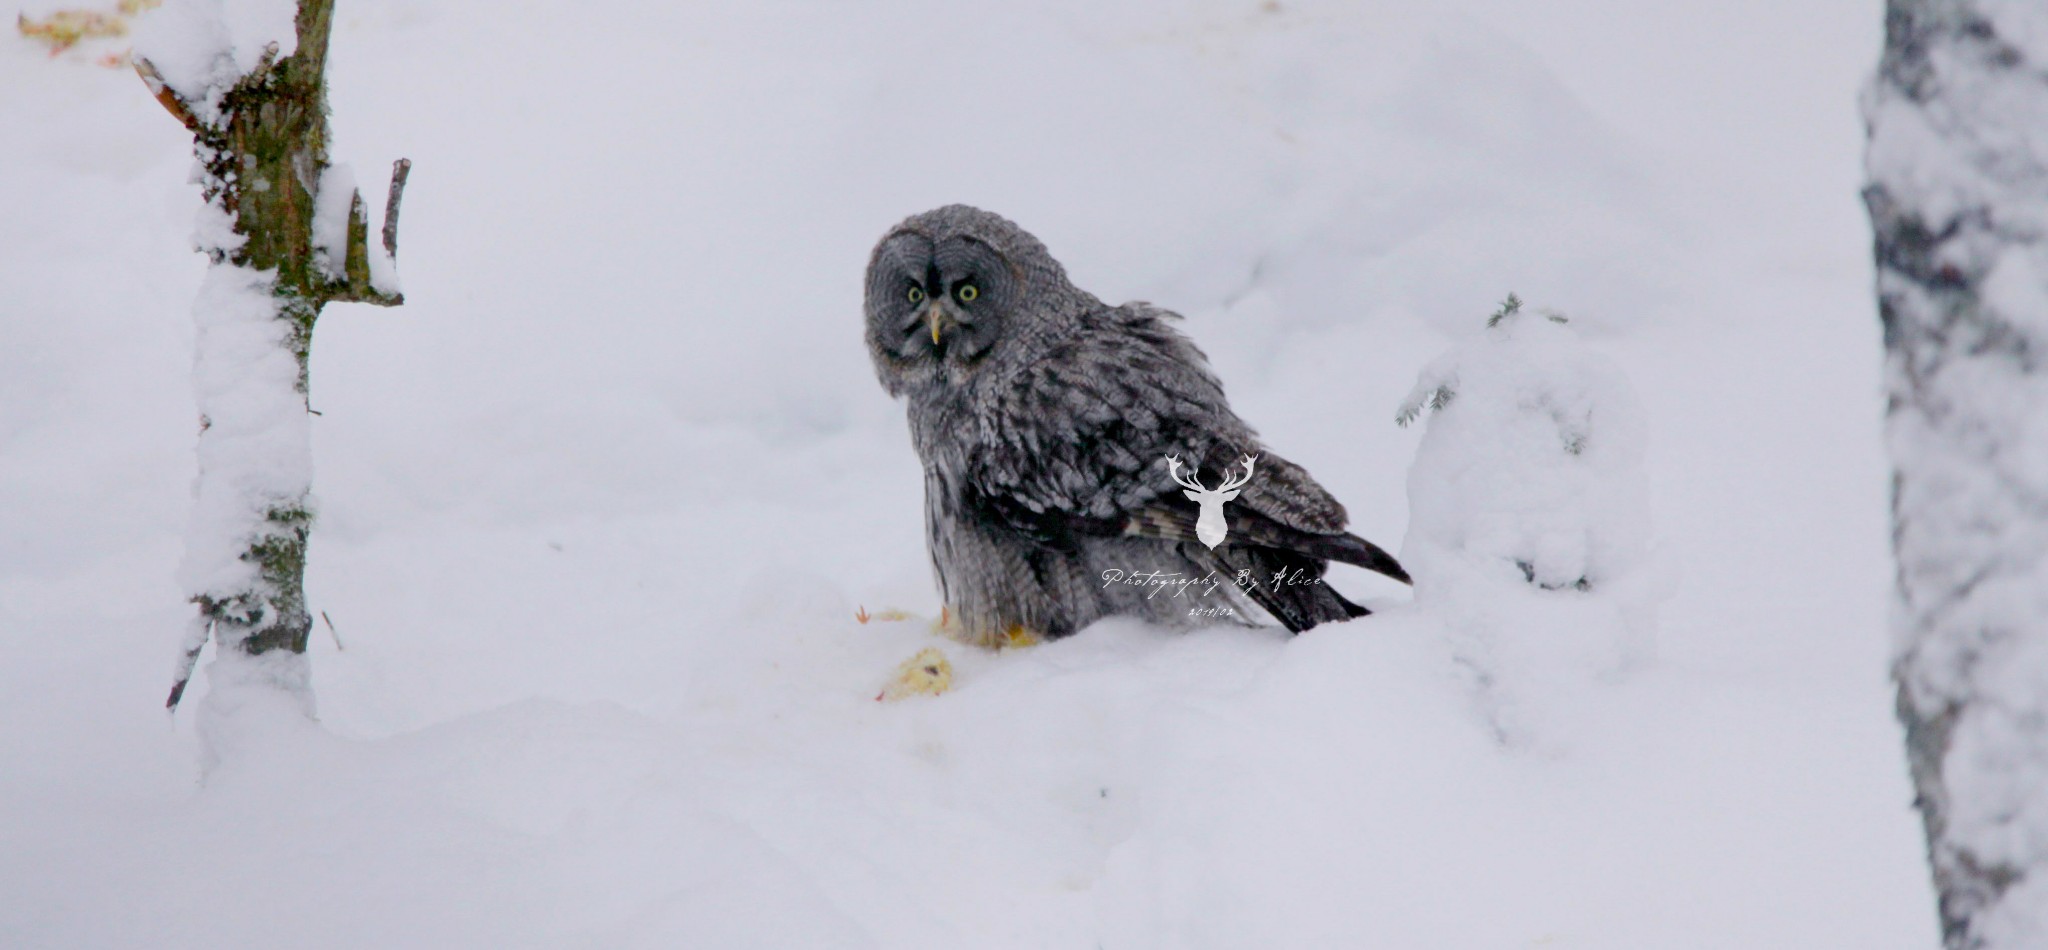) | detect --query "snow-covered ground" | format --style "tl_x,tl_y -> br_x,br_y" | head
0,0 -> 1940,946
